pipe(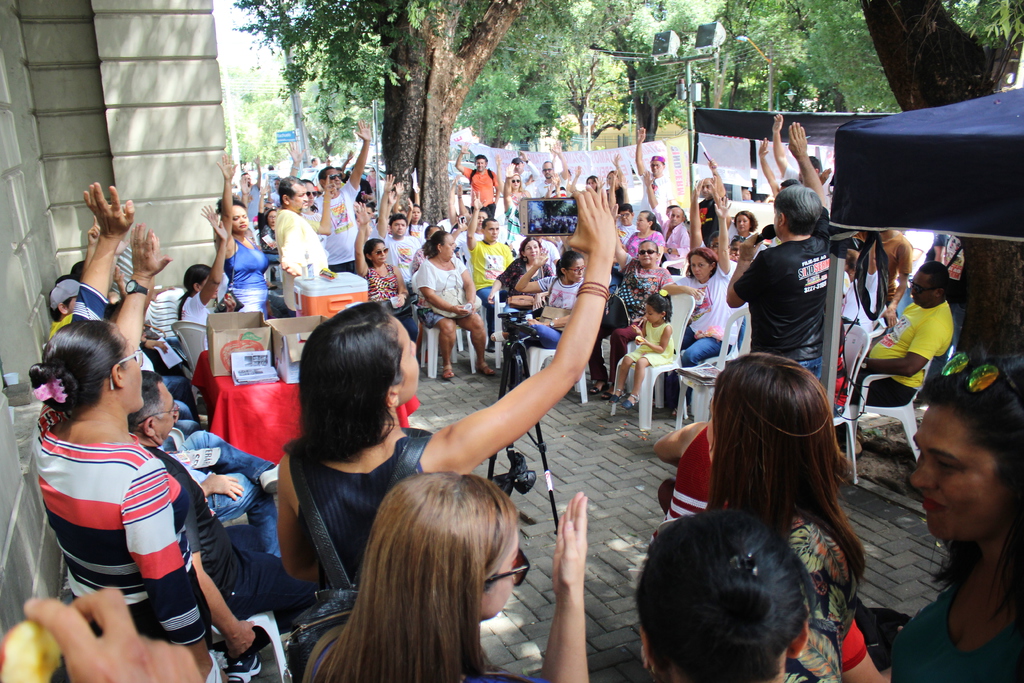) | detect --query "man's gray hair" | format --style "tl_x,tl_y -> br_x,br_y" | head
774,185 -> 821,236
